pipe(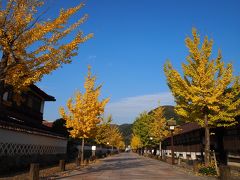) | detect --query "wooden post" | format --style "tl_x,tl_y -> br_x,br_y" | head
171,130 -> 174,165
59,160 -> 65,171
219,165 -> 231,180
29,163 -> 39,180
